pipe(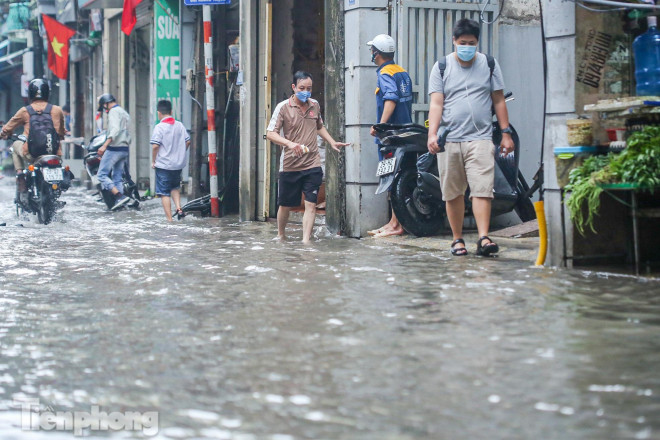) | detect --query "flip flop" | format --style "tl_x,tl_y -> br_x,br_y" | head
451,238 -> 468,256
476,236 -> 499,256
175,208 -> 186,220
